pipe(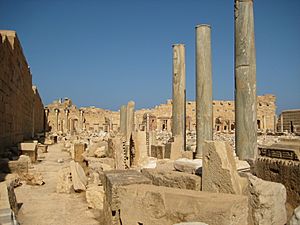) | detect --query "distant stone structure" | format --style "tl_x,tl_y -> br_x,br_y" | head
45,94 -> 277,137
45,98 -> 119,134
0,30 -> 44,154
135,94 -> 277,133
277,109 -> 300,134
